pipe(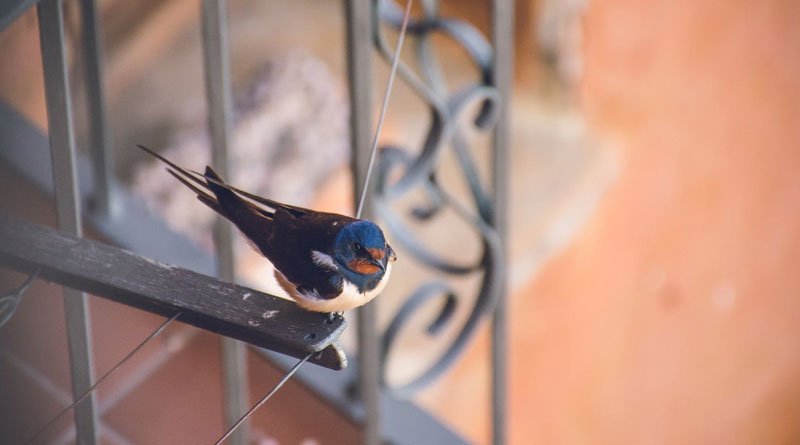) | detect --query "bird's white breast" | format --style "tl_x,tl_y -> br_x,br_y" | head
275,261 -> 392,313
